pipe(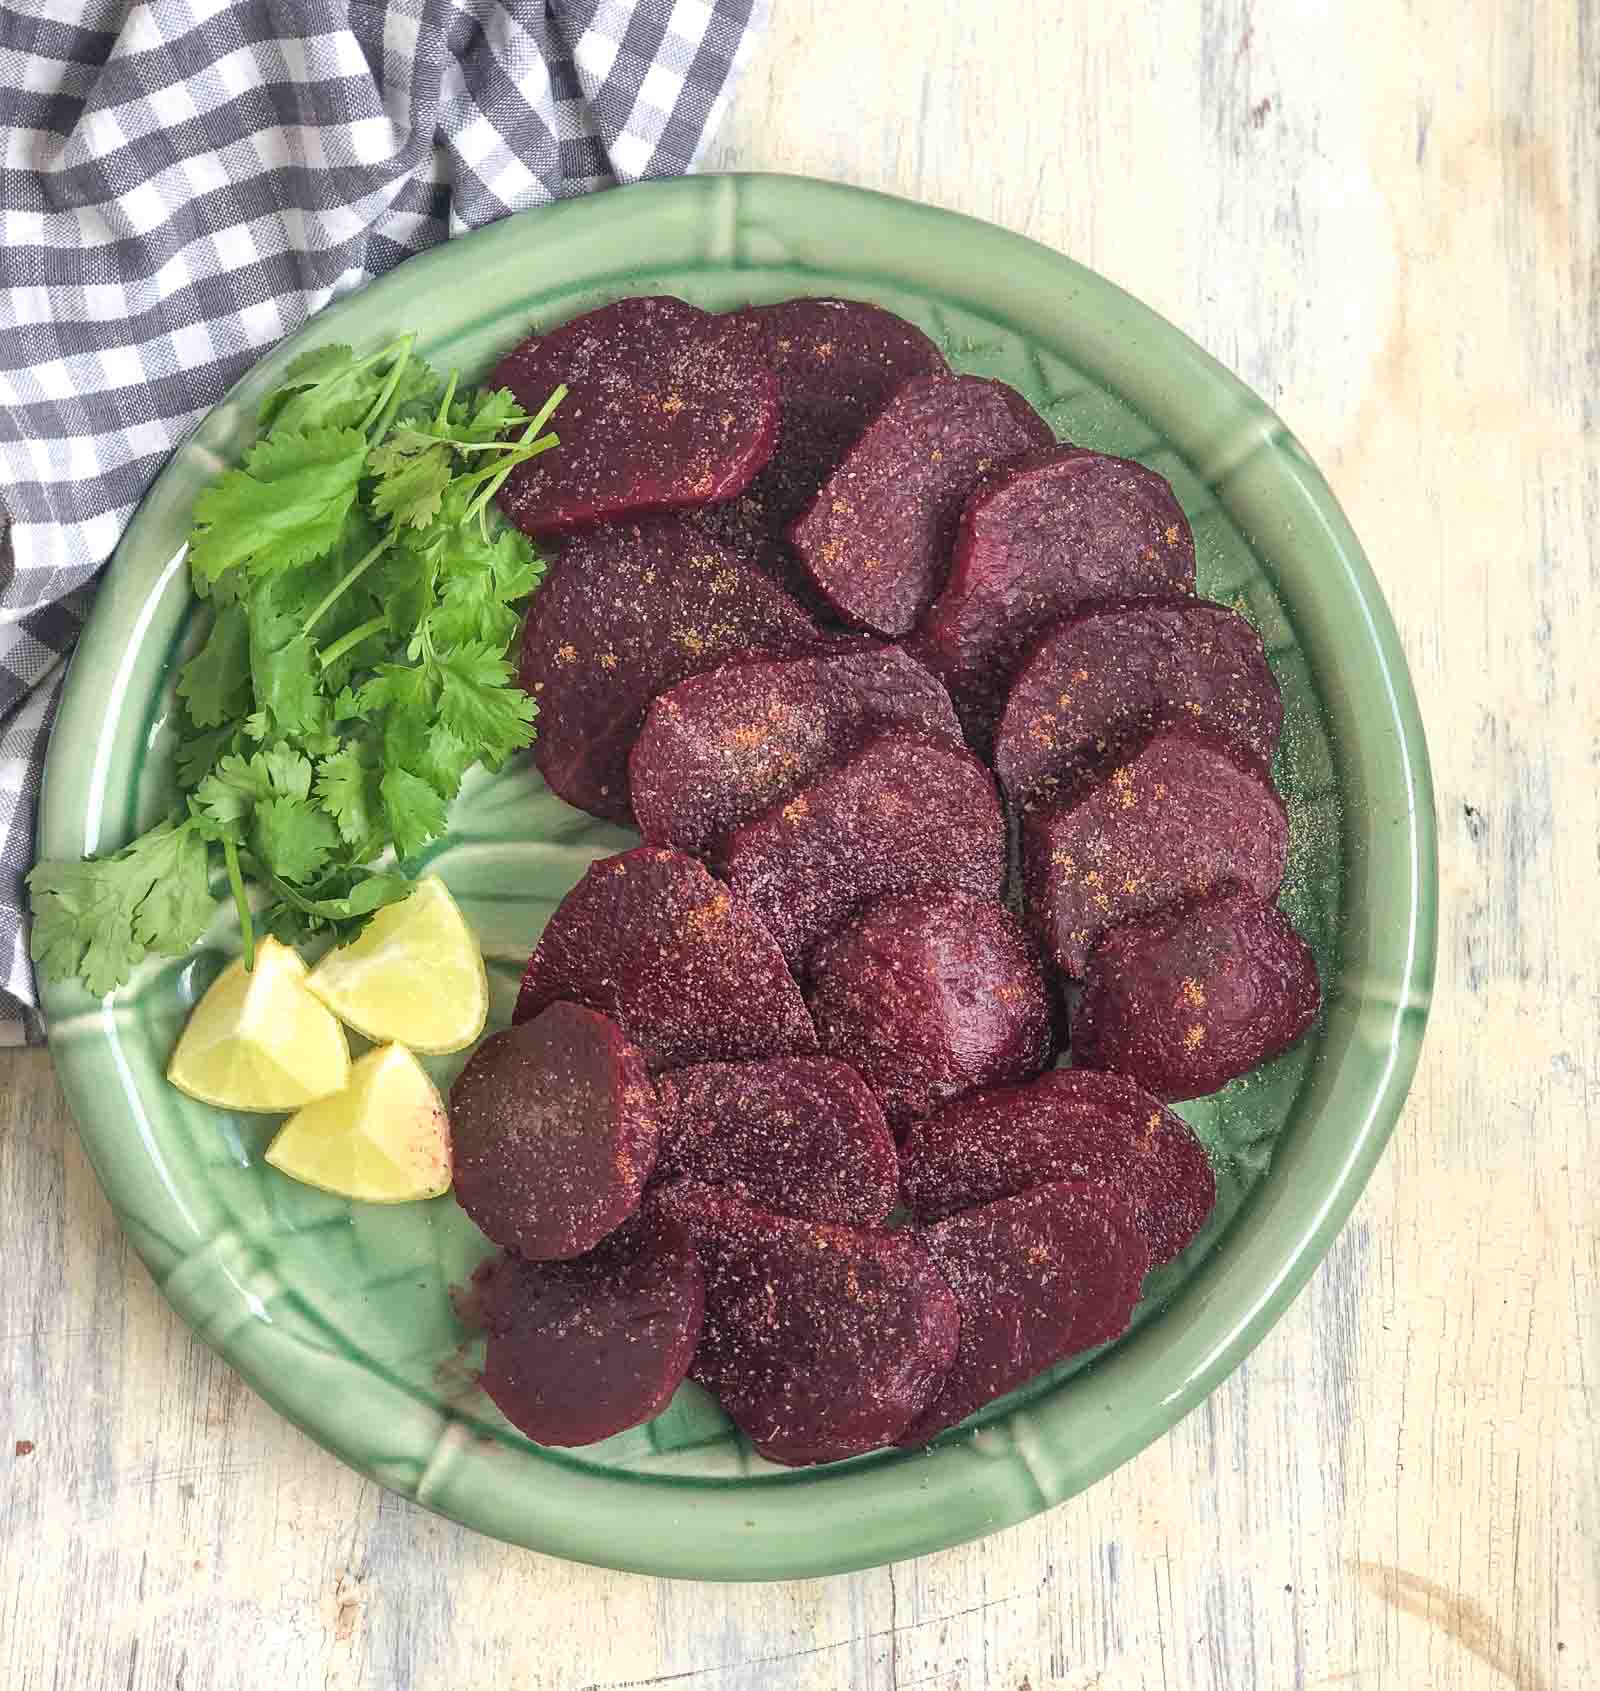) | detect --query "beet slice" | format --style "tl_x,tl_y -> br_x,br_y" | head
806,892 -> 1055,1135
654,1056 -> 899,1226
787,375 -> 1054,637
657,1182 -> 958,1465
475,1208 -> 704,1445
515,847 -> 818,1071
910,446 -> 1197,747
630,642 -> 963,856
449,1002 -> 660,1260
994,598 -> 1282,805
712,731 -> 1008,969
492,295 -> 779,536
1021,721 -> 1288,978
691,298 -> 949,561
1073,884 -> 1322,1101
897,1182 -> 1149,1445
518,515 -> 818,823
898,1069 -> 1216,1267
